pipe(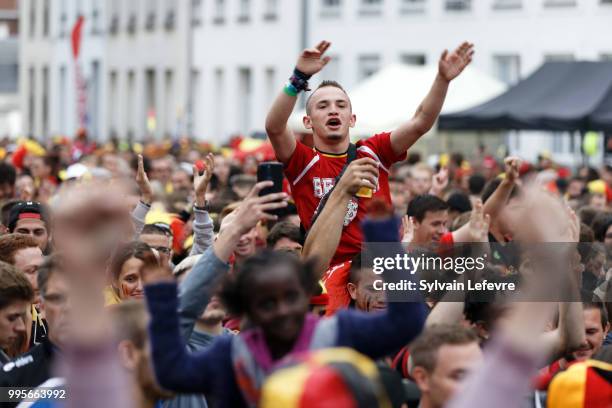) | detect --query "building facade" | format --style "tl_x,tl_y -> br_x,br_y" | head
0,0 -> 19,137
